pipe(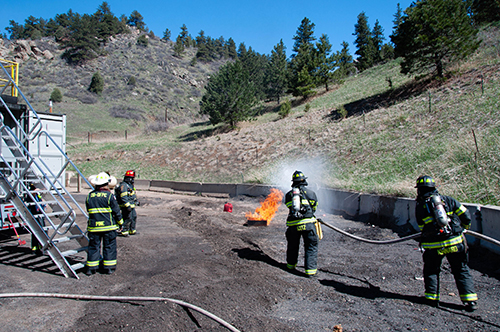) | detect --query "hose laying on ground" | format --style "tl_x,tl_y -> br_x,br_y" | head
318,219 -> 500,247
0,293 -> 241,332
